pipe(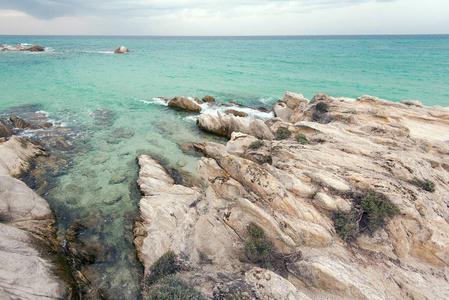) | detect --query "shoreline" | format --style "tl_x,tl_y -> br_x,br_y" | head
1,91 -> 449,299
